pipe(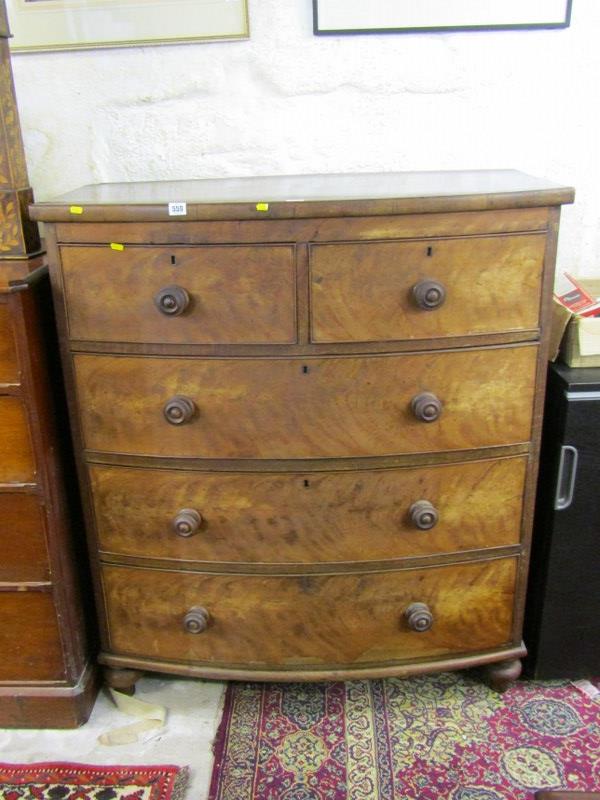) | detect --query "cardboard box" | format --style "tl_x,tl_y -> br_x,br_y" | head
554,278 -> 600,367
549,299 -> 572,362
560,315 -> 600,367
